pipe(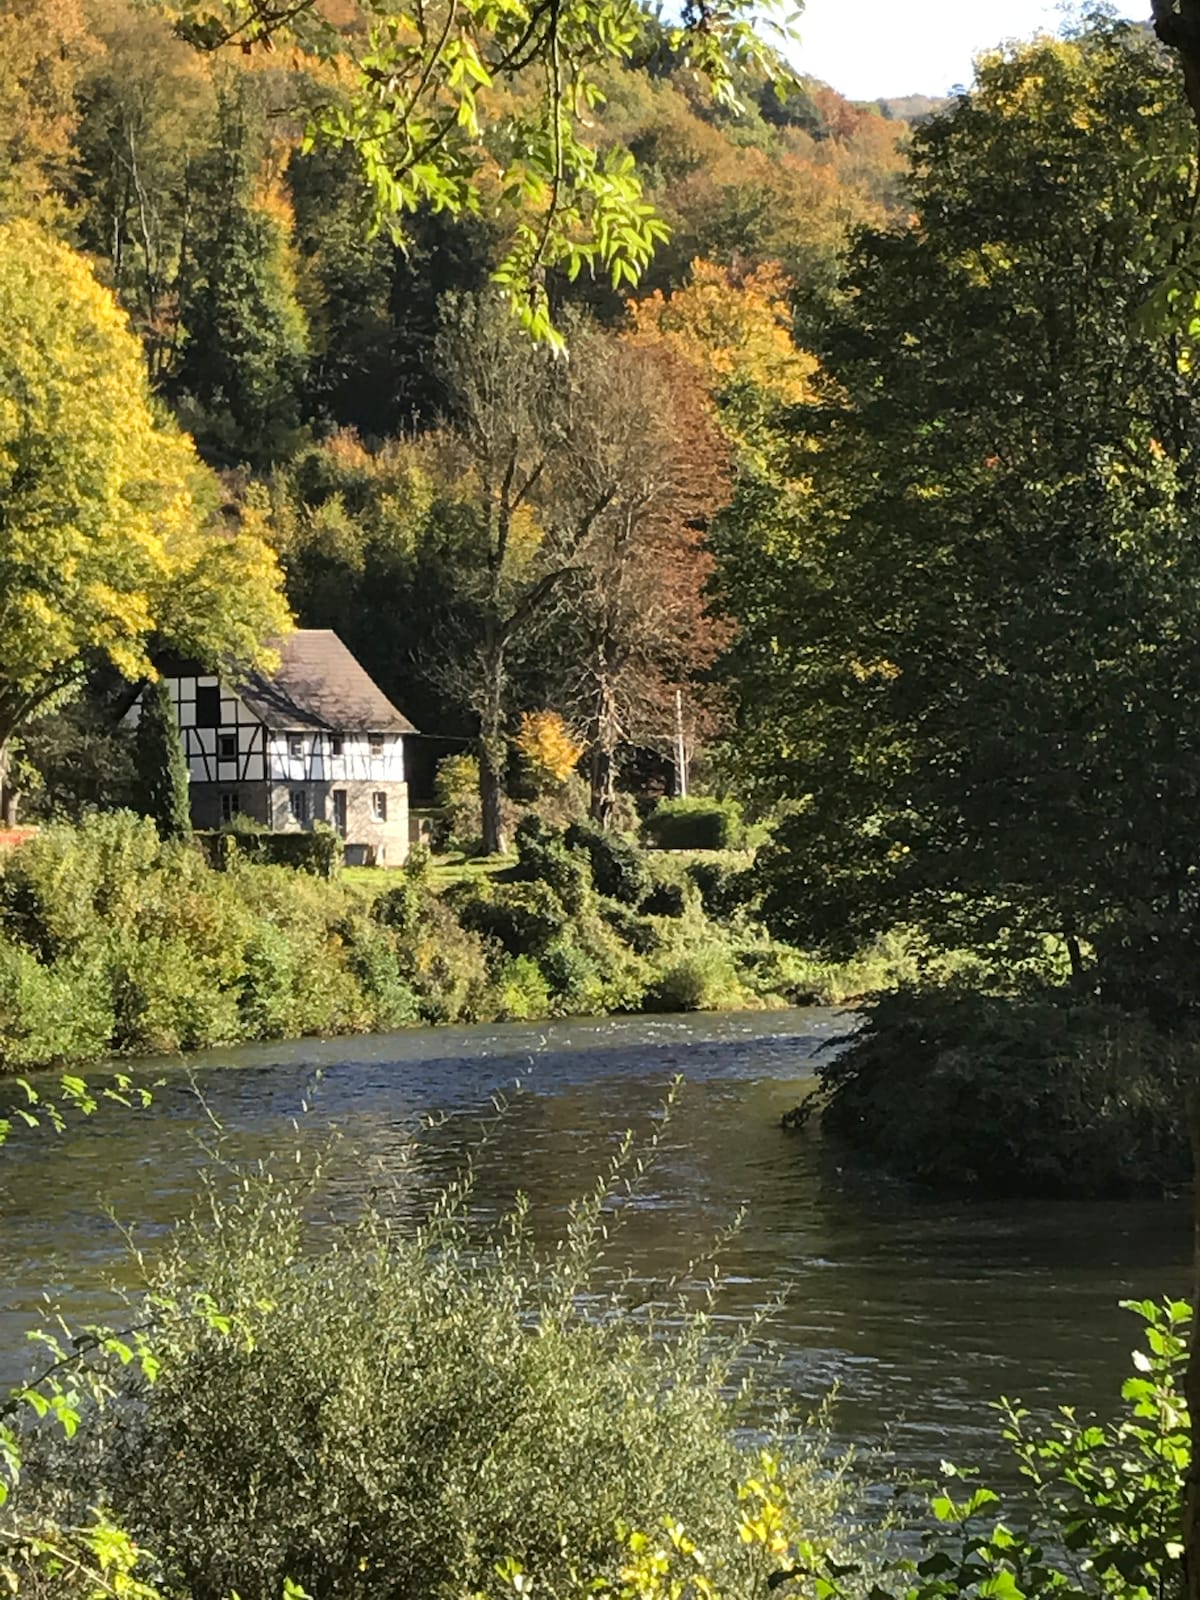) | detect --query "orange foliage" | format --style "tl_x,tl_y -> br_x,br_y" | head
627,258 -> 820,407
